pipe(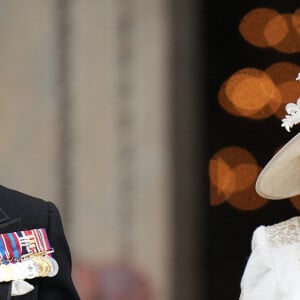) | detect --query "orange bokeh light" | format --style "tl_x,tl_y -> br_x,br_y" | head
290,195 -> 300,211
276,81 -> 300,118
219,68 -> 281,119
272,14 -> 300,54
291,8 -> 300,34
265,62 -> 300,118
229,184 -> 268,211
219,62 -> 300,120
209,158 -> 235,204
209,147 -> 267,210
218,80 -> 243,117
264,14 -> 289,46
240,8 -> 300,53
265,62 -> 300,85
239,8 -> 281,47
225,69 -> 275,110
233,163 -> 260,191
